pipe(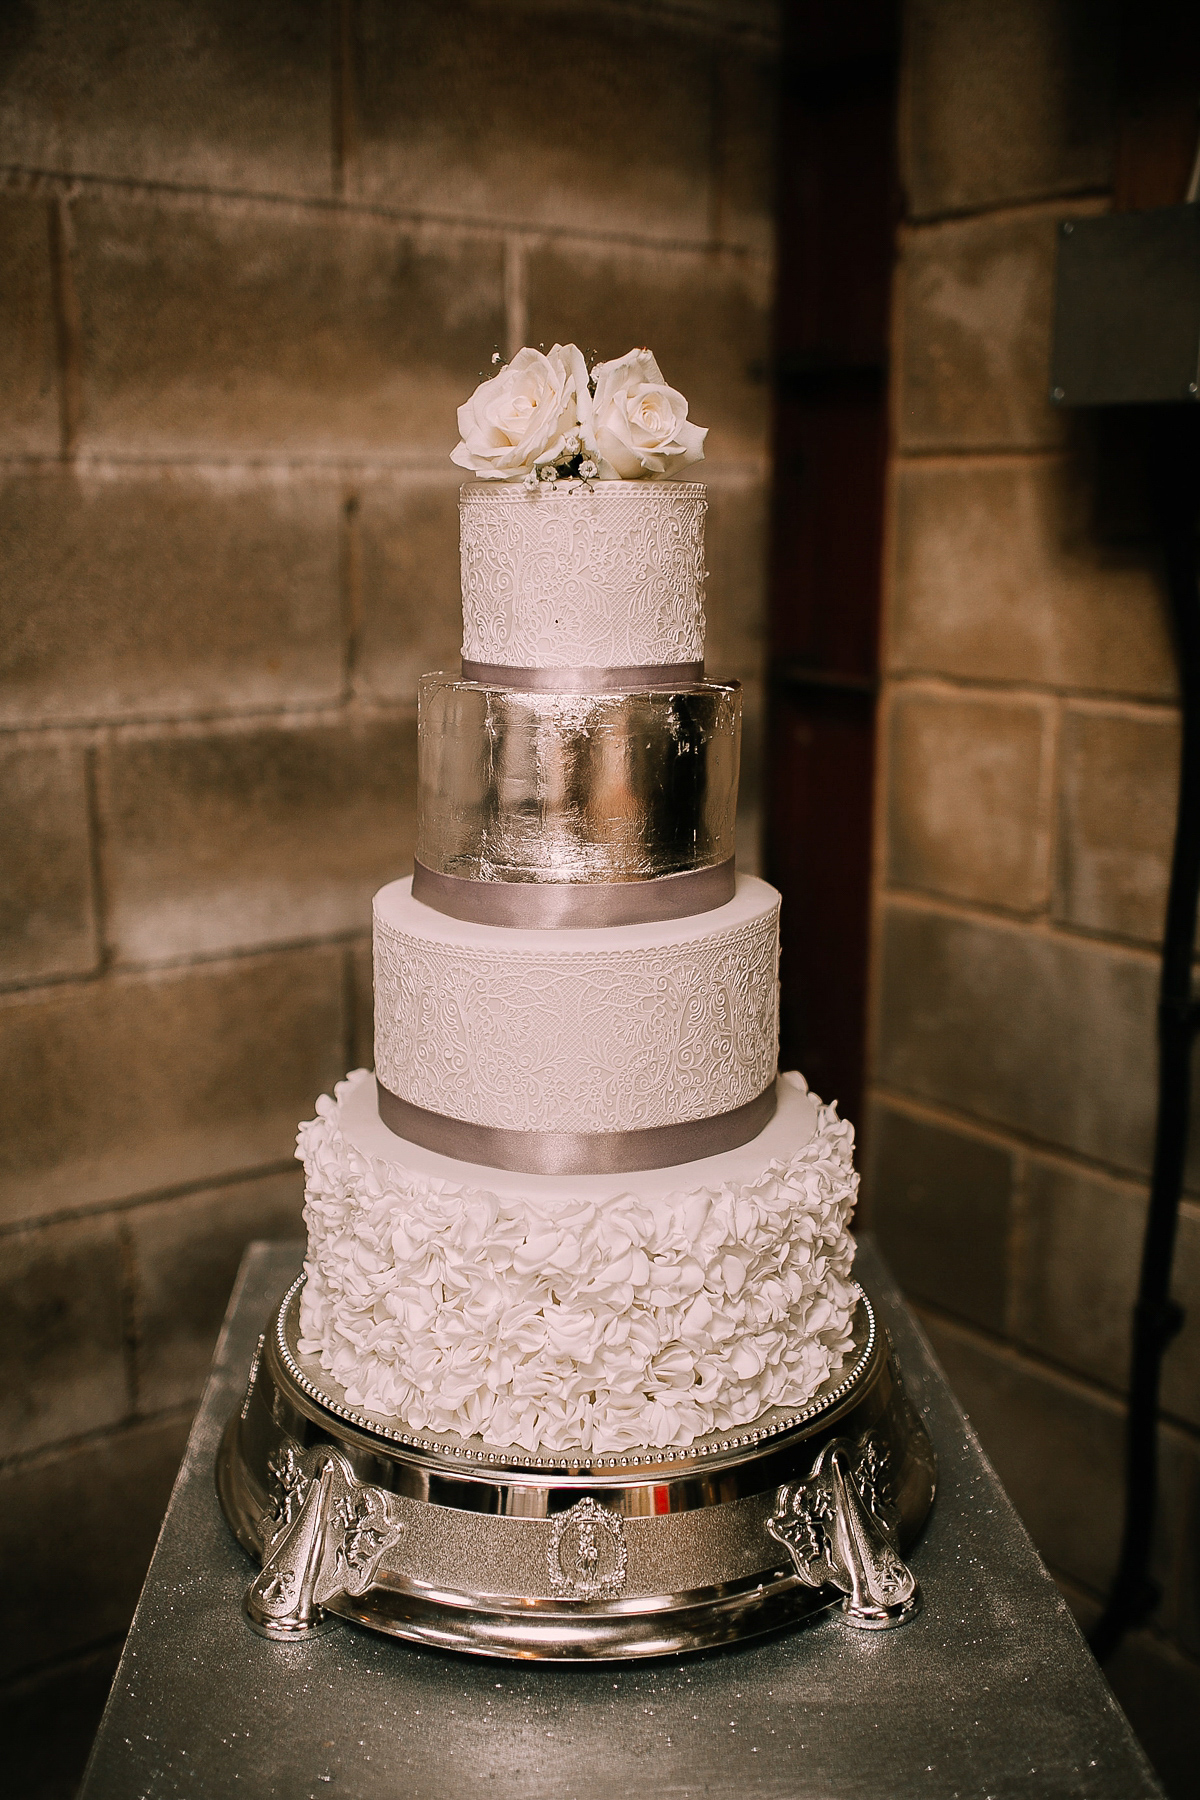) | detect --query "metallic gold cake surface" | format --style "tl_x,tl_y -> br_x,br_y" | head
417,674 -> 740,885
